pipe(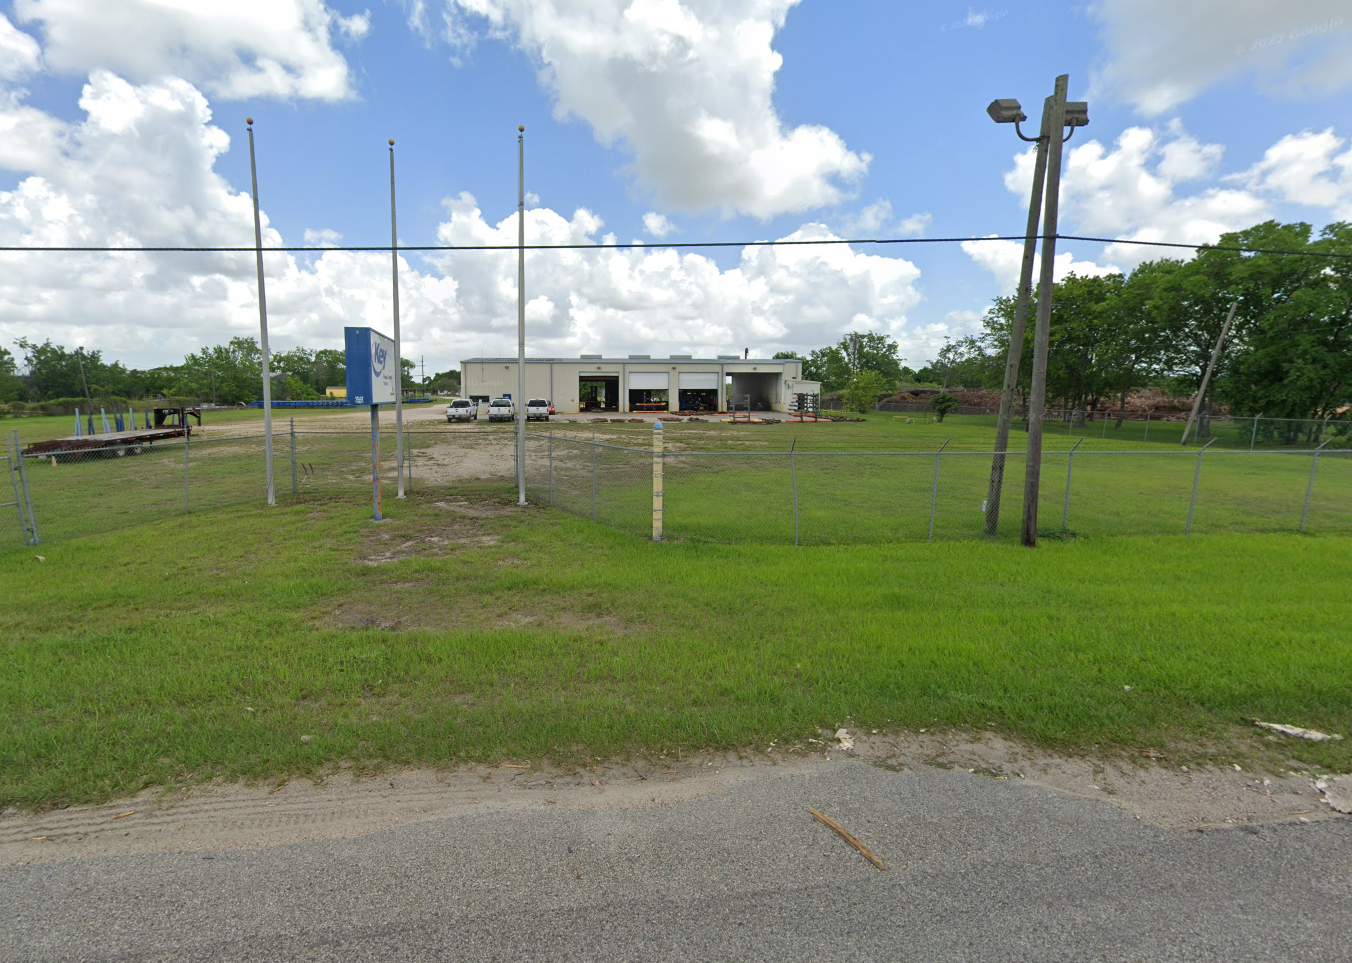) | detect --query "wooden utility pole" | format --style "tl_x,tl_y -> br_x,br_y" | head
1020,74 -> 1070,548
1181,301 -> 1237,446
984,96 -> 1052,536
